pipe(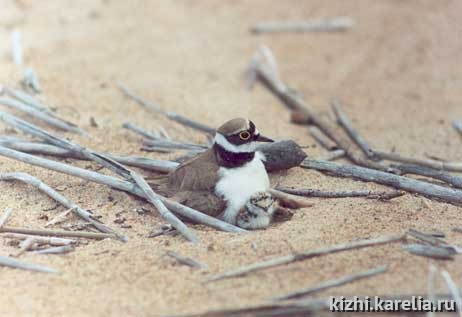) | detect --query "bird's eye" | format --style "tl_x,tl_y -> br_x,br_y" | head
239,131 -> 251,141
